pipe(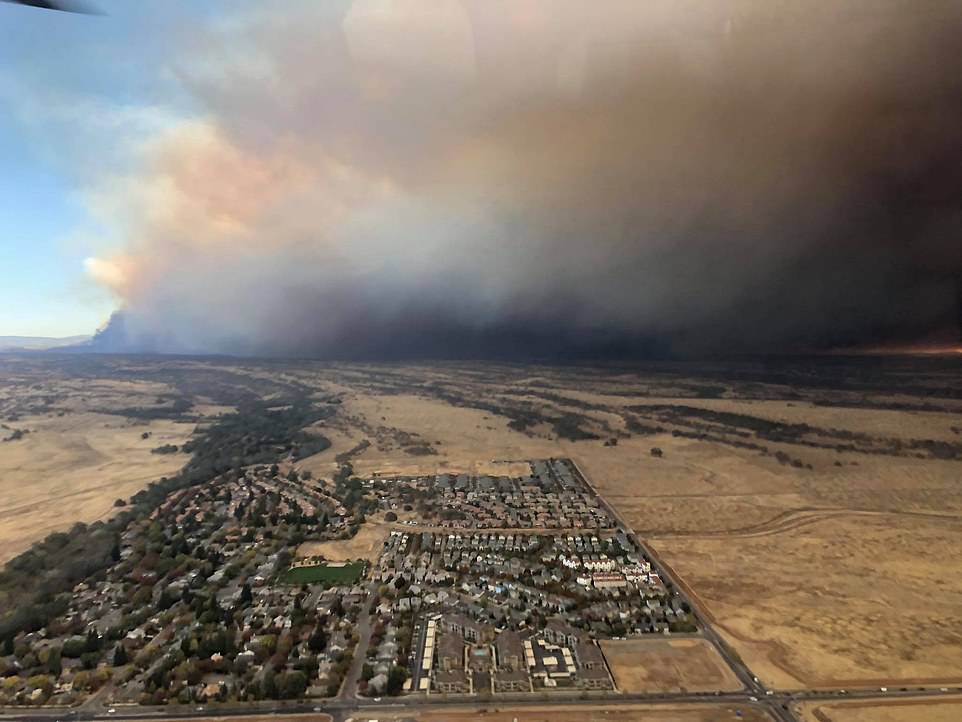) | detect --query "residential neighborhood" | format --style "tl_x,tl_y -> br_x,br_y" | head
0,458 -> 695,707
